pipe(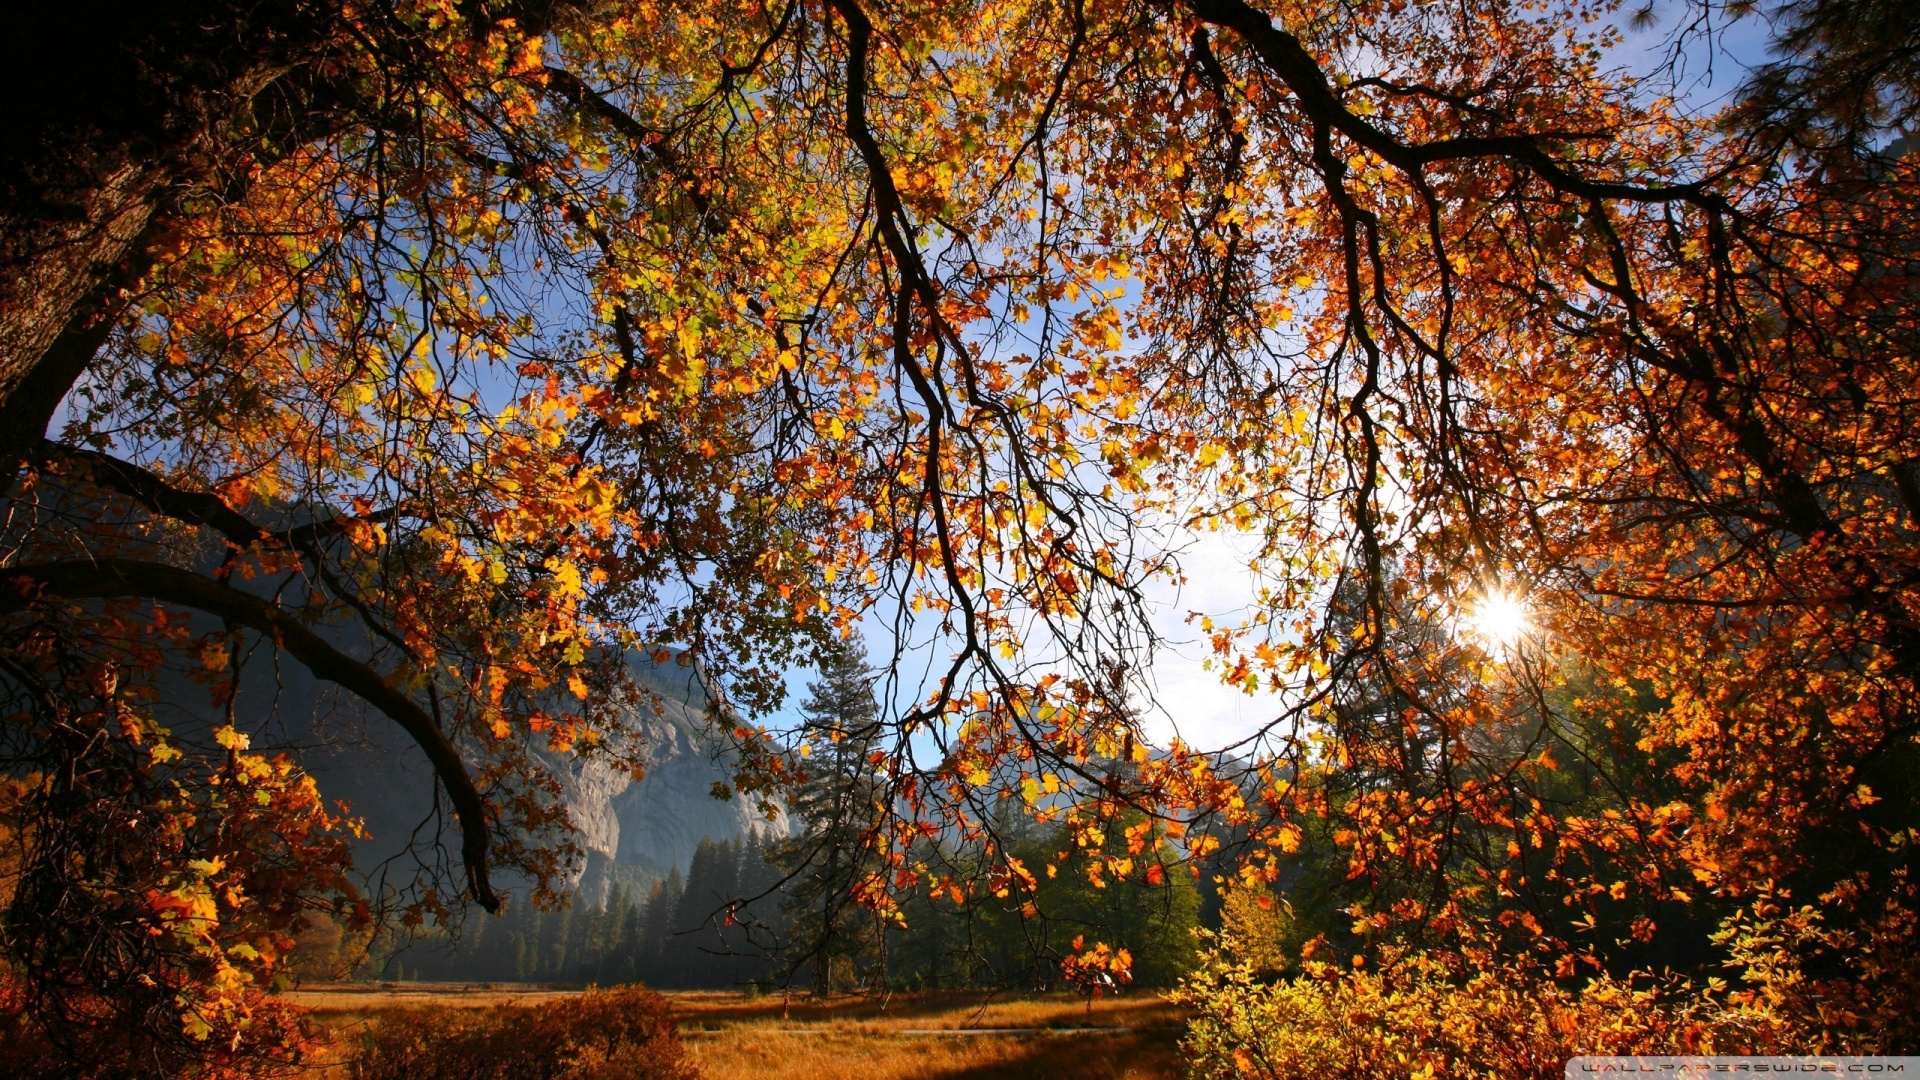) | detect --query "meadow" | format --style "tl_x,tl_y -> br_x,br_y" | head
290,984 -> 1187,1080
